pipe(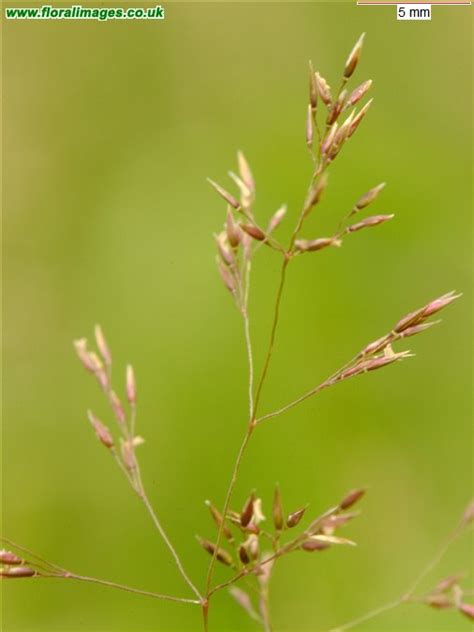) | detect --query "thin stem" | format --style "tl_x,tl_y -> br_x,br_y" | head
261,592 -> 273,632
209,538 -> 301,599
43,572 -> 200,605
326,599 -> 402,632
102,370 -> 202,601
288,162 -> 325,251
252,258 -> 290,415
243,264 -> 255,420
256,351 -> 361,425
204,424 -> 255,597
259,566 -> 274,632
327,515 -> 472,632
137,482 -> 202,601
0,537 -> 65,574
205,157 -> 324,625
403,522 -> 465,599
256,382 -> 328,425
111,446 -> 134,484
205,258 -> 289,601
130,402 -> 137,440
